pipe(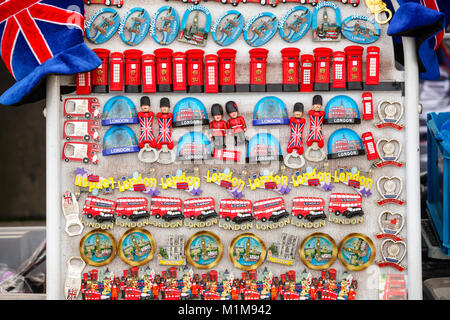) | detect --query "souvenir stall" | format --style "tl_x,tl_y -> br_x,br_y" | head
36,0 -> 426,300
